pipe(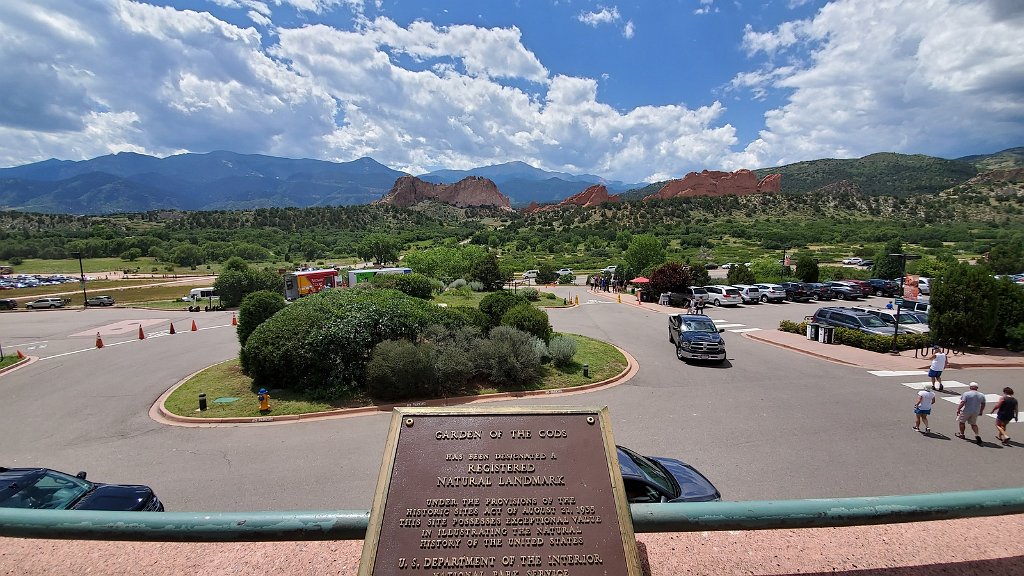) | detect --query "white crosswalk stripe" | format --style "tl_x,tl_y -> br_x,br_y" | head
707,319 -> 762,333
729,328 -> 763,333
876,376 -> 1000,418
868,370 -> 927,377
